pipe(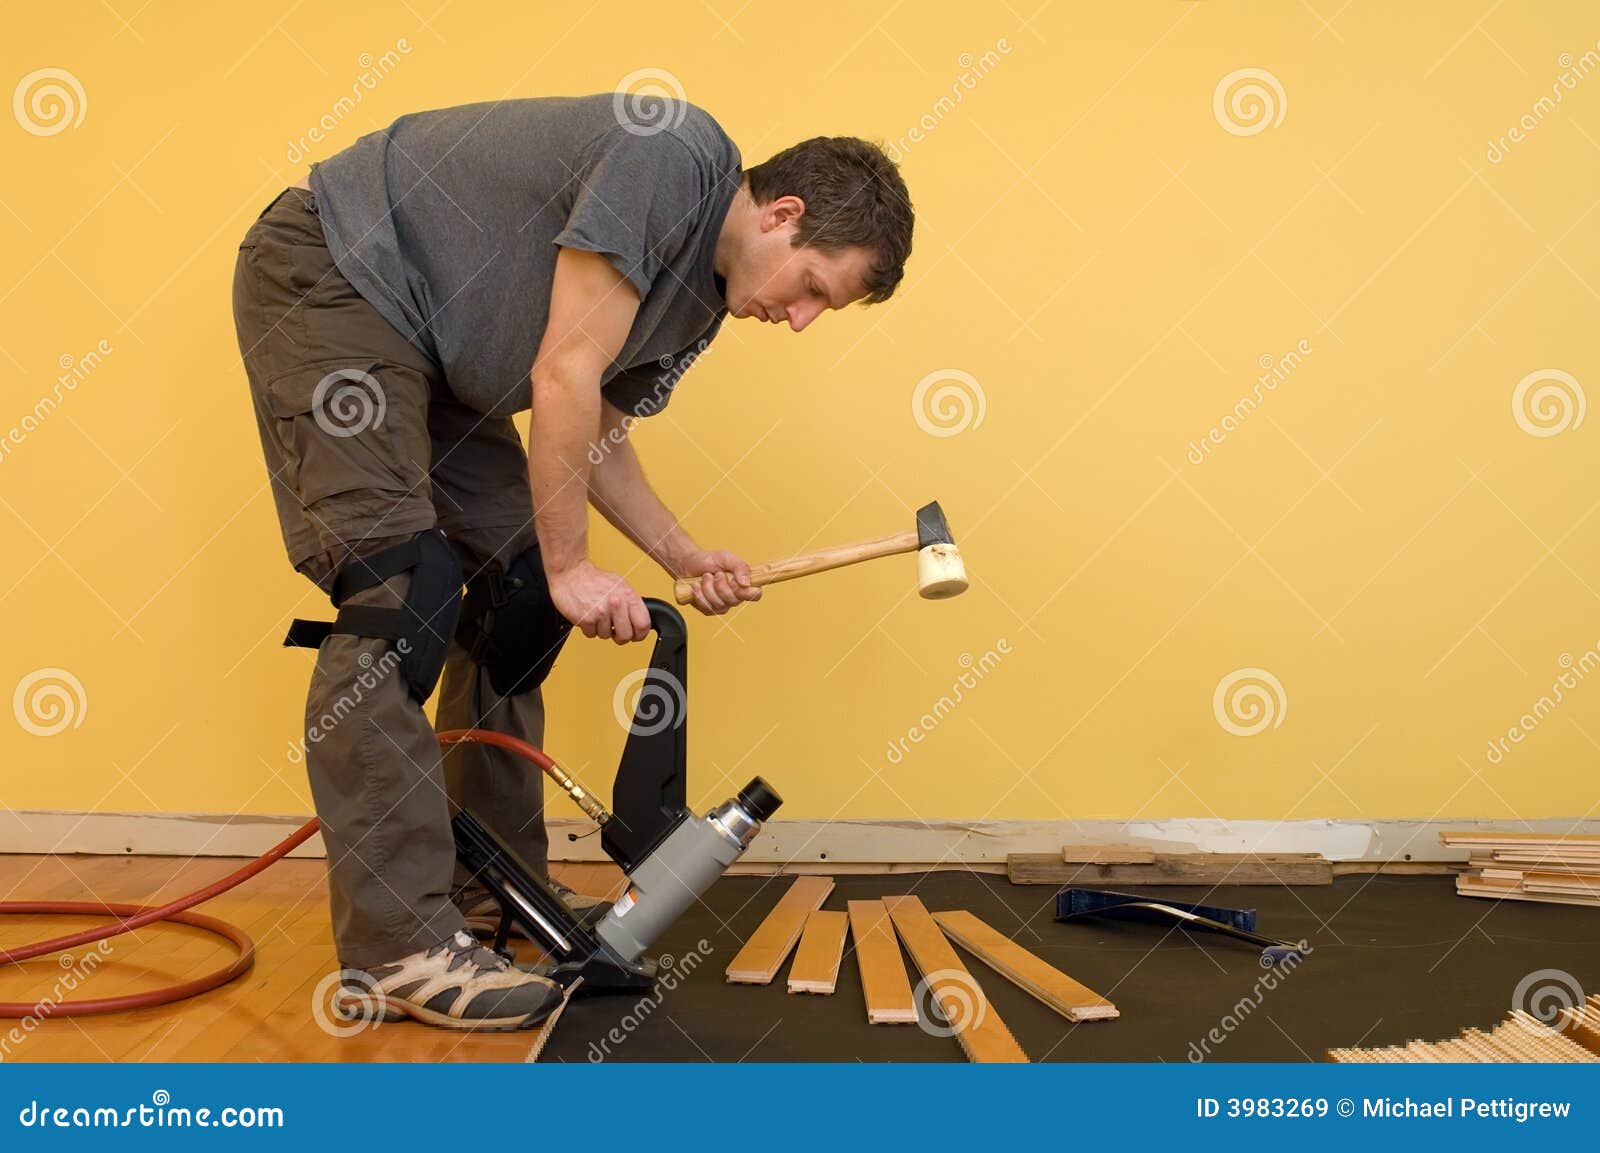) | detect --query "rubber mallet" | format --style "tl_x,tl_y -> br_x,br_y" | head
673,500 -> 967,605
